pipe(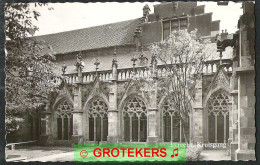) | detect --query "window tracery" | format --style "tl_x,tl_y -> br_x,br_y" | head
88,98 -> 108,142
123,97 -> 147,117
161,96 -> 182,142
56,100 -> 73,140
56,101 -> 73,118
208,92 -> 230,116
88,98 -> 108,118
123,96 -> 147,142
207,90 -> 230,143
162,97 -> 180,117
